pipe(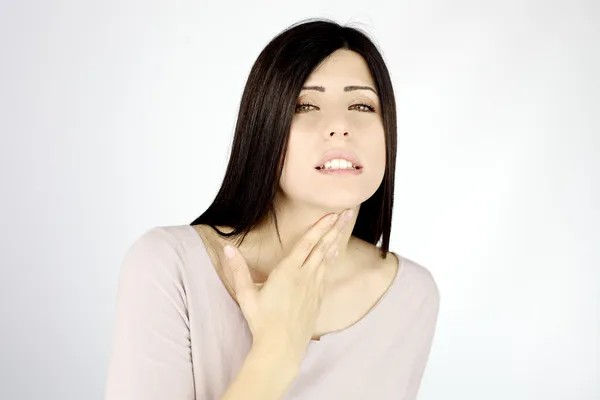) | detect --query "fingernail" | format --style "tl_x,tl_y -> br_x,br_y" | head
343,210 -> 354,221
224,245 -> 235,259
329,213 -> 339,224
